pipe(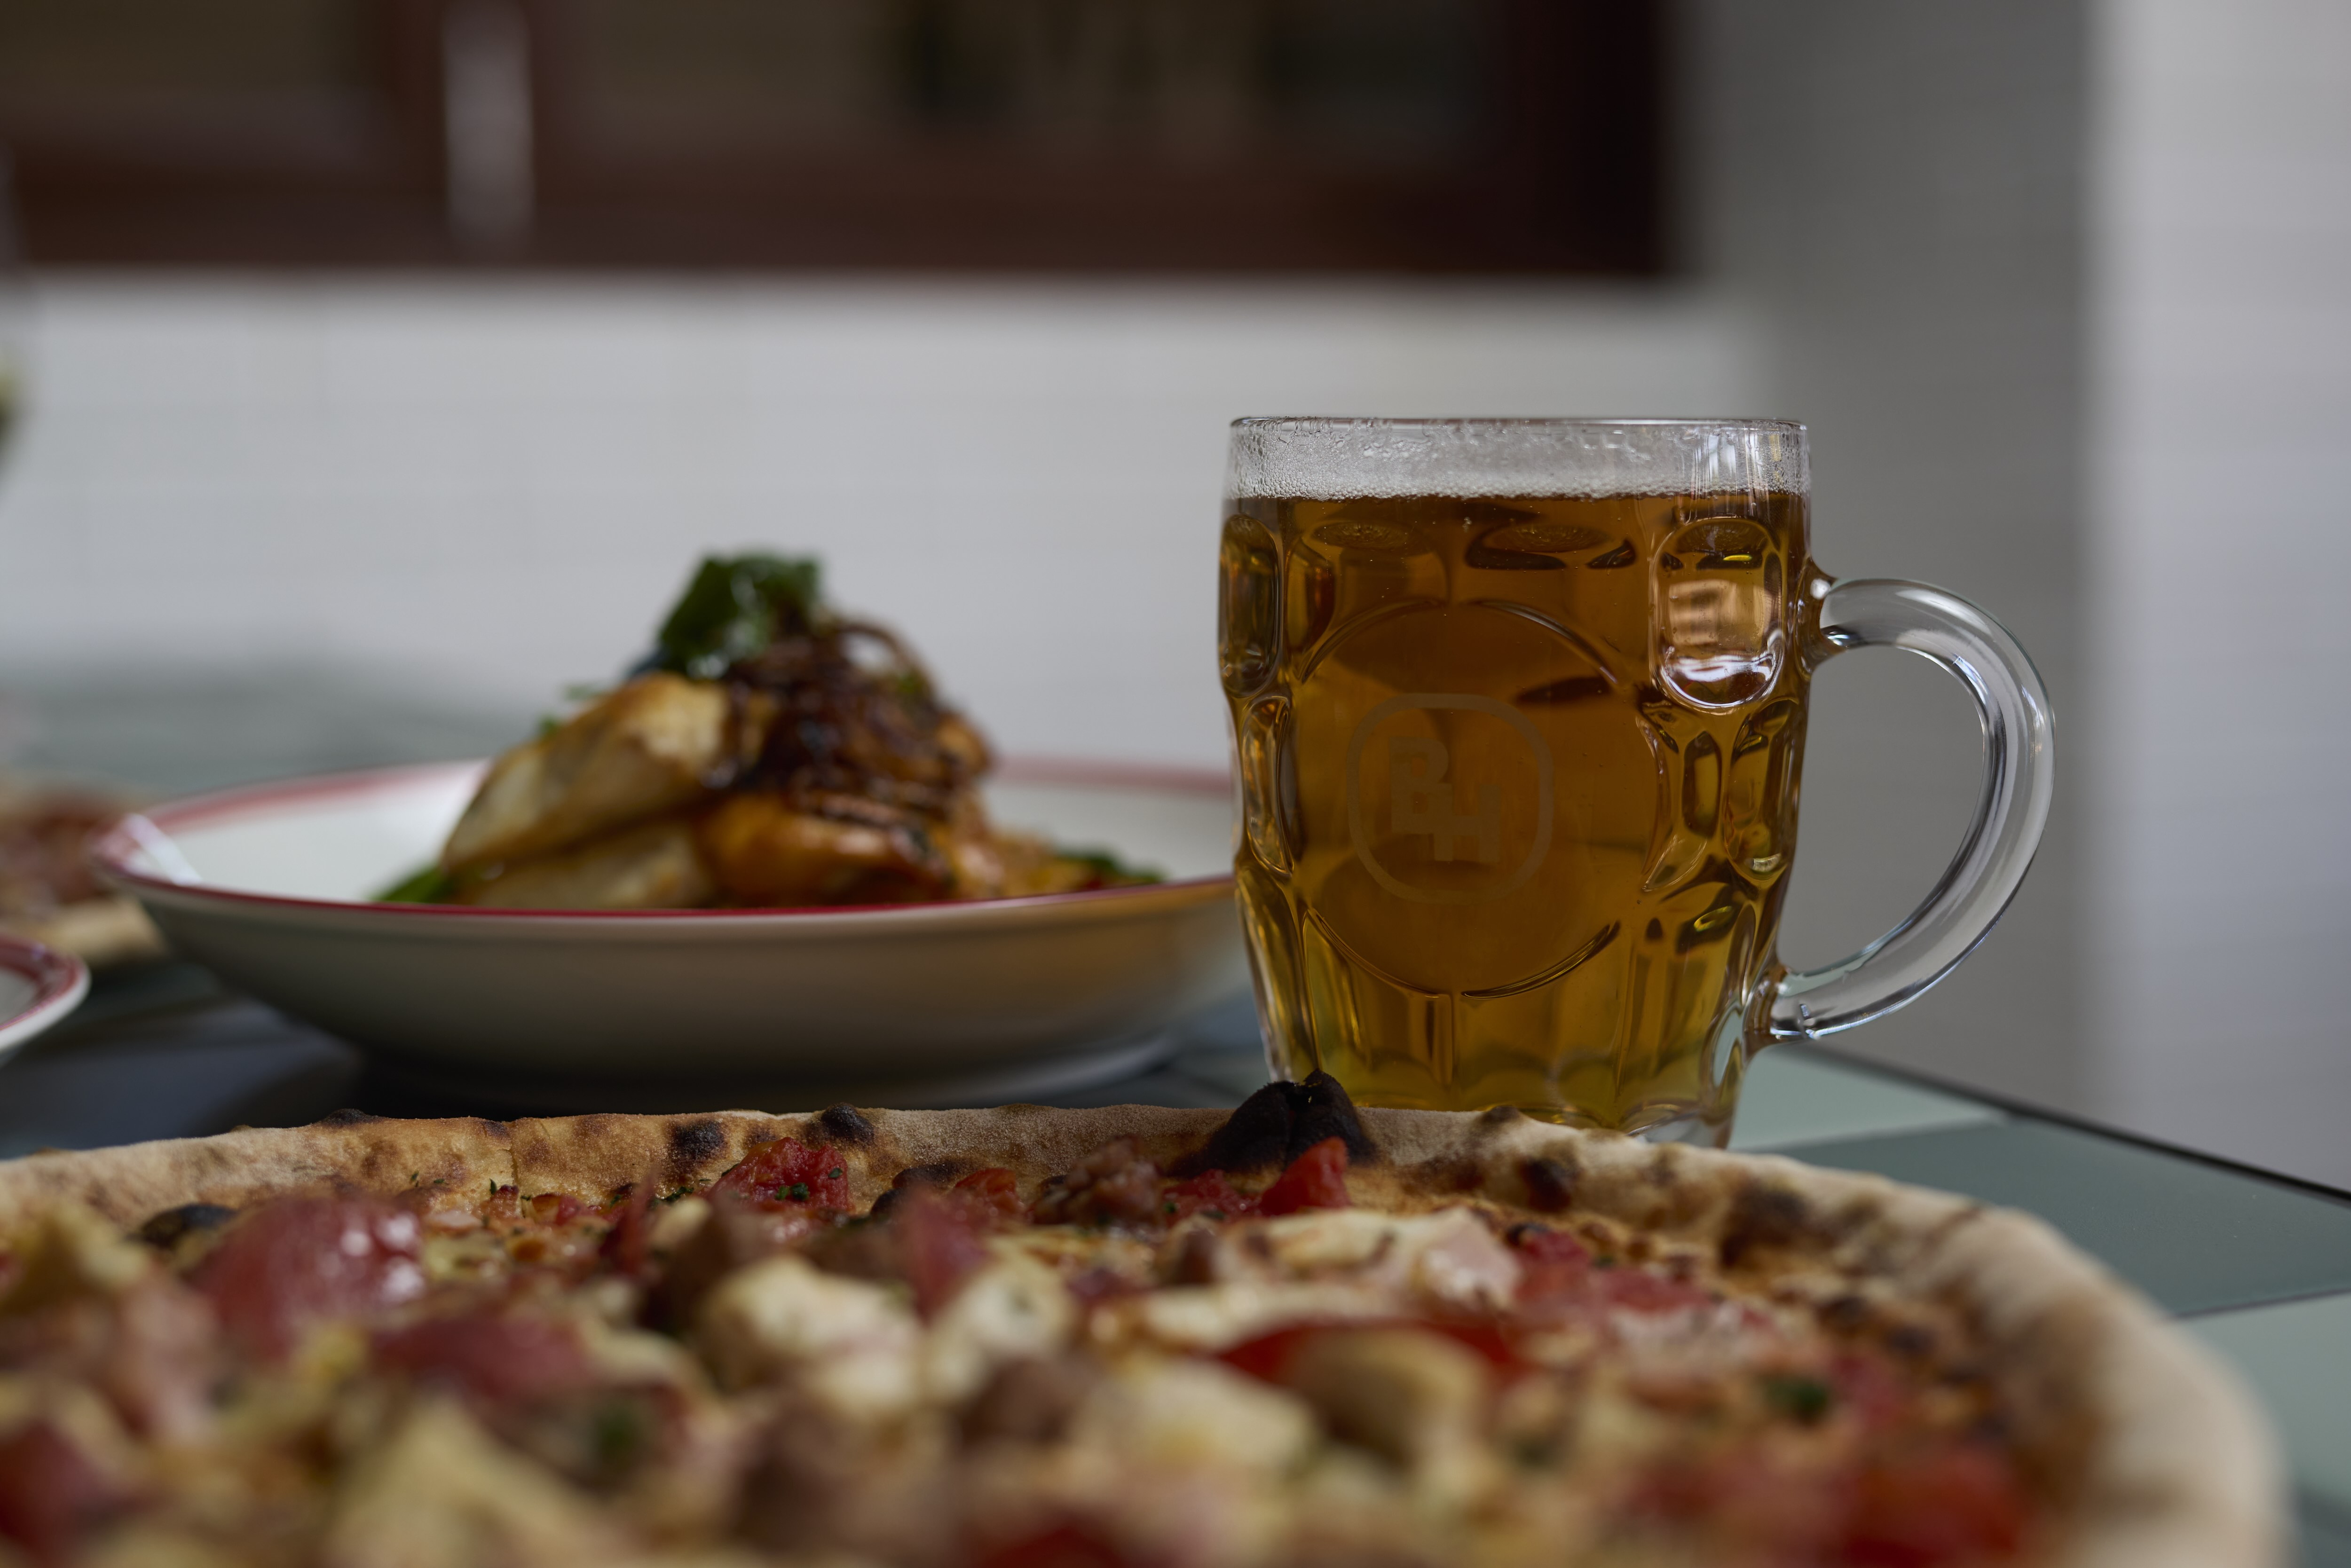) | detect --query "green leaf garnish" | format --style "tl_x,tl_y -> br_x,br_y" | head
377,865 -> 456,904
1054,845 -> 1164,887
647,553 -> 825,680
